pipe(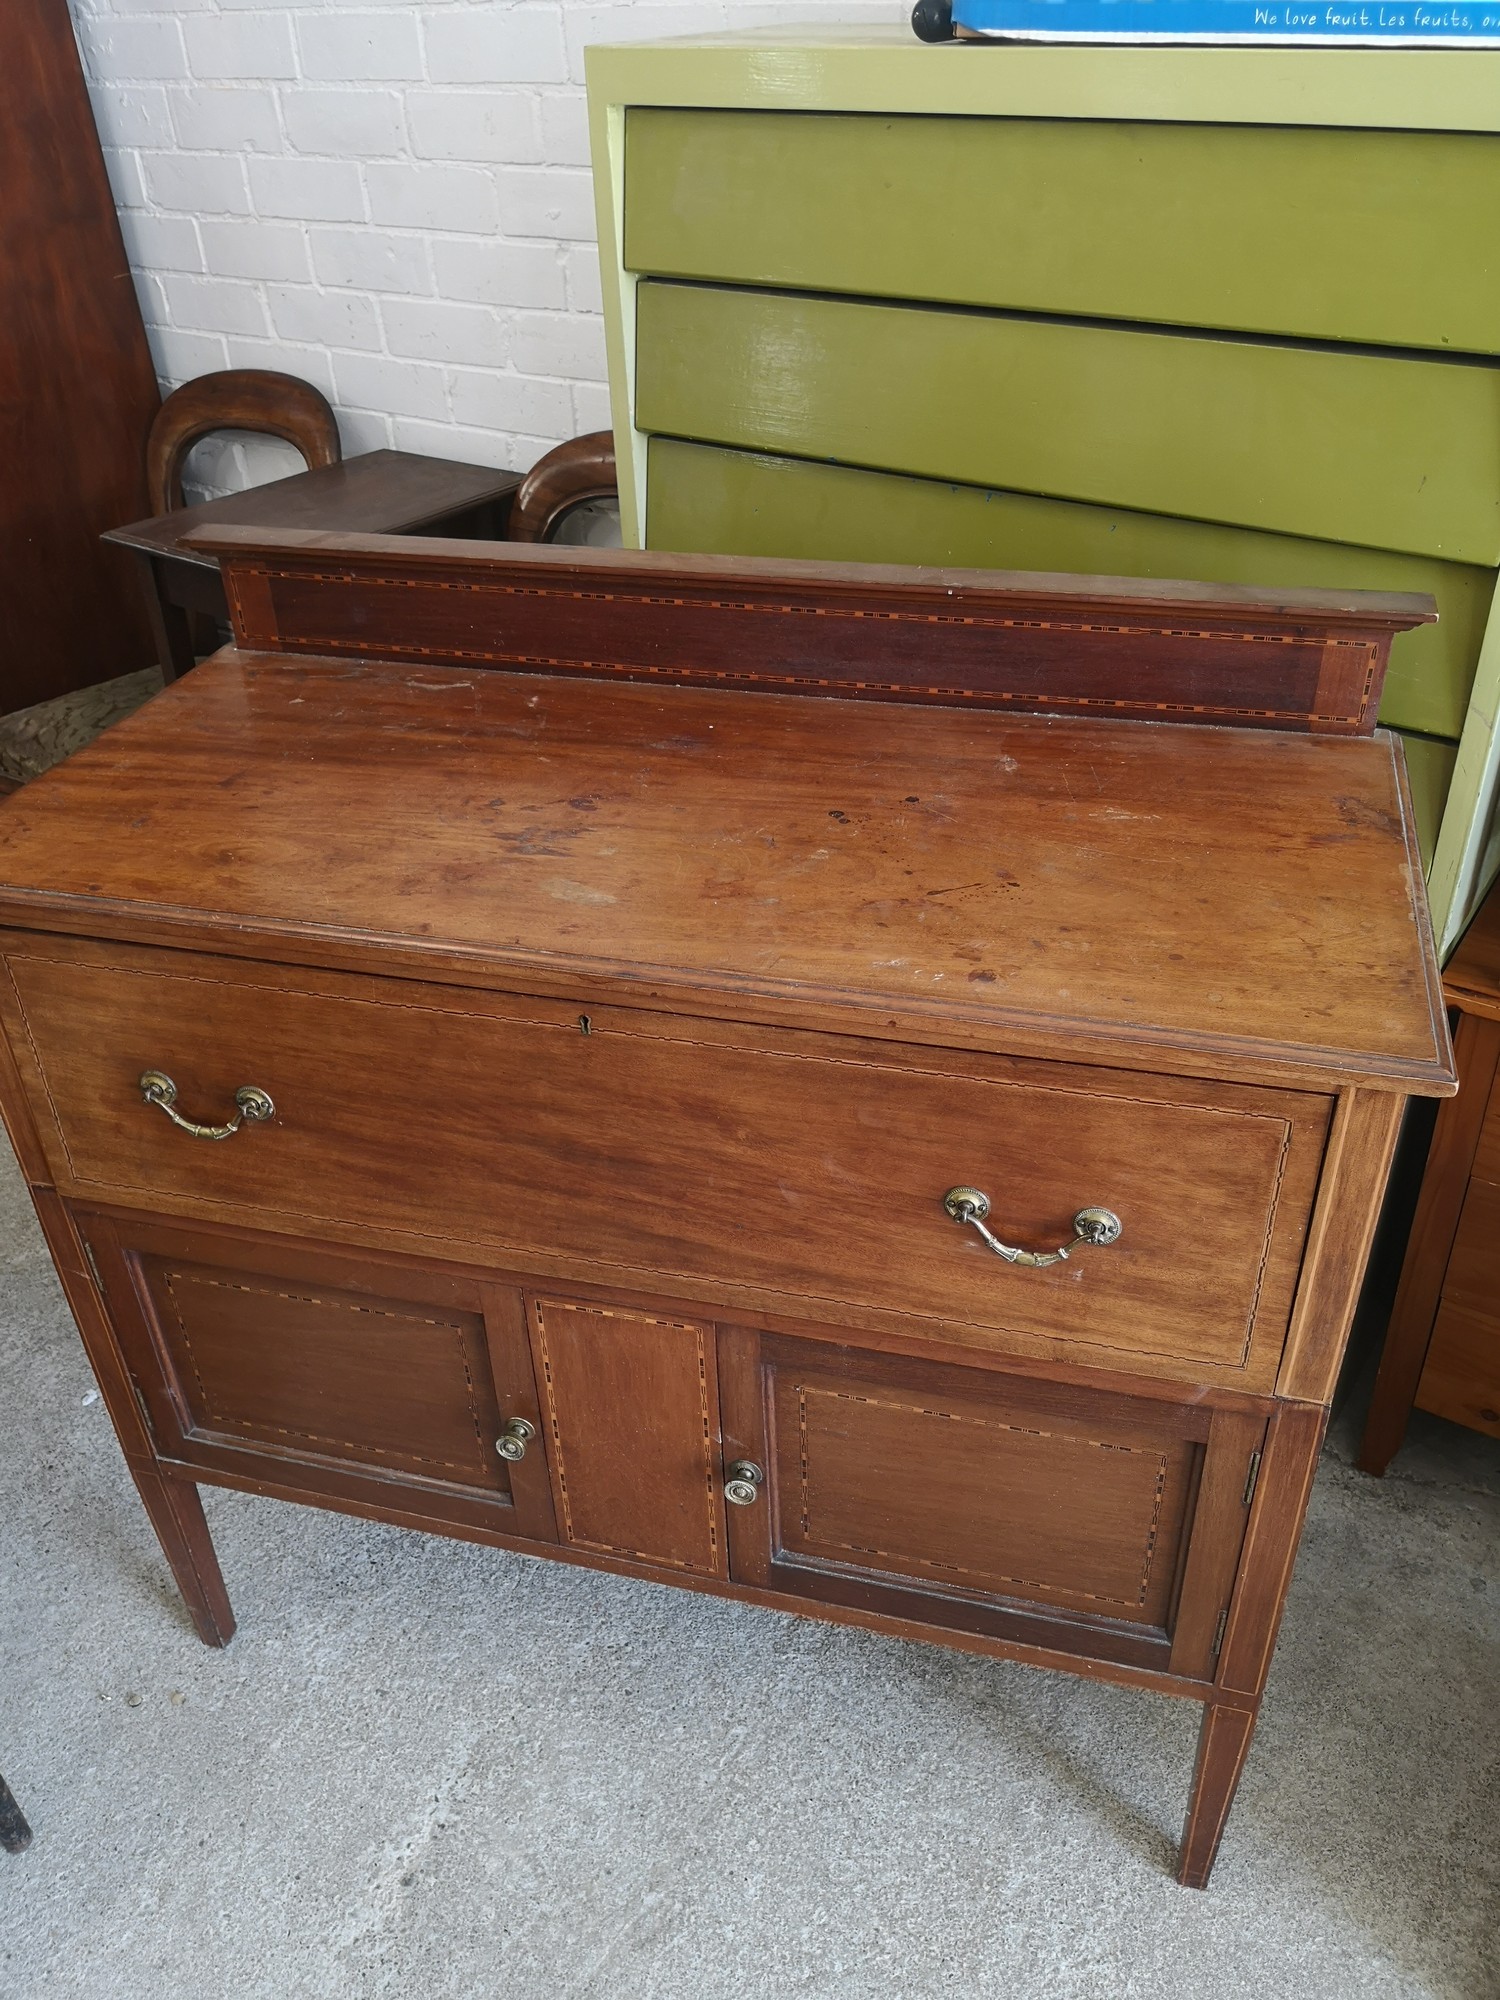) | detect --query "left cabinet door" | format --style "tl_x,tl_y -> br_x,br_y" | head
79,1214 -> 558,1545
